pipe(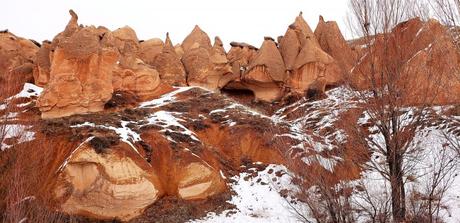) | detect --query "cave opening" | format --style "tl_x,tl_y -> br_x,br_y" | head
221,88 -> 255,102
